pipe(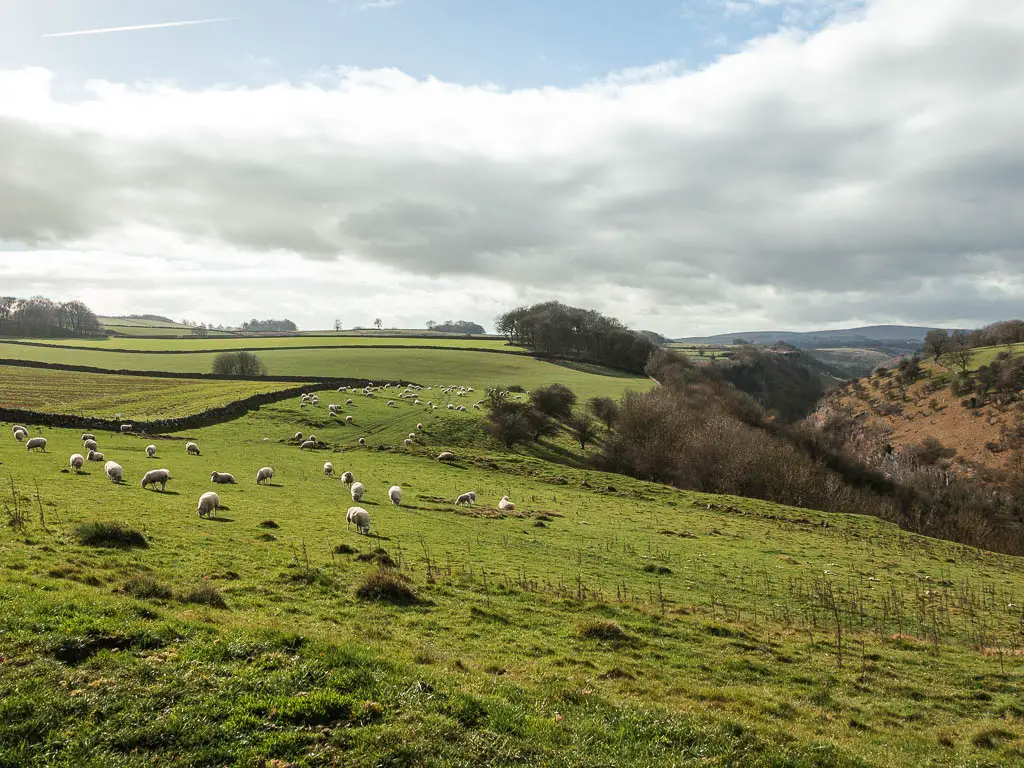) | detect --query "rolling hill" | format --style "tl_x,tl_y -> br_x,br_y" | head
677,325 -> 965,354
